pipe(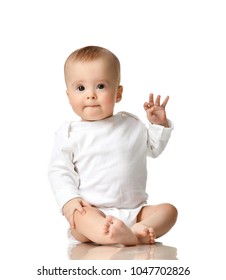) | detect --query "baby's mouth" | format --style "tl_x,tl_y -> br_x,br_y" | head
85,105 -> 100,108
